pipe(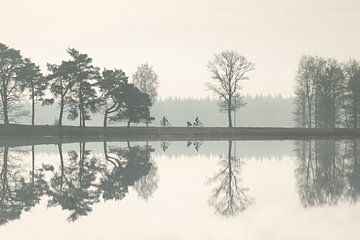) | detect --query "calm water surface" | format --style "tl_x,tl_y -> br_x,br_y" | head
0,140 -> 360,239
